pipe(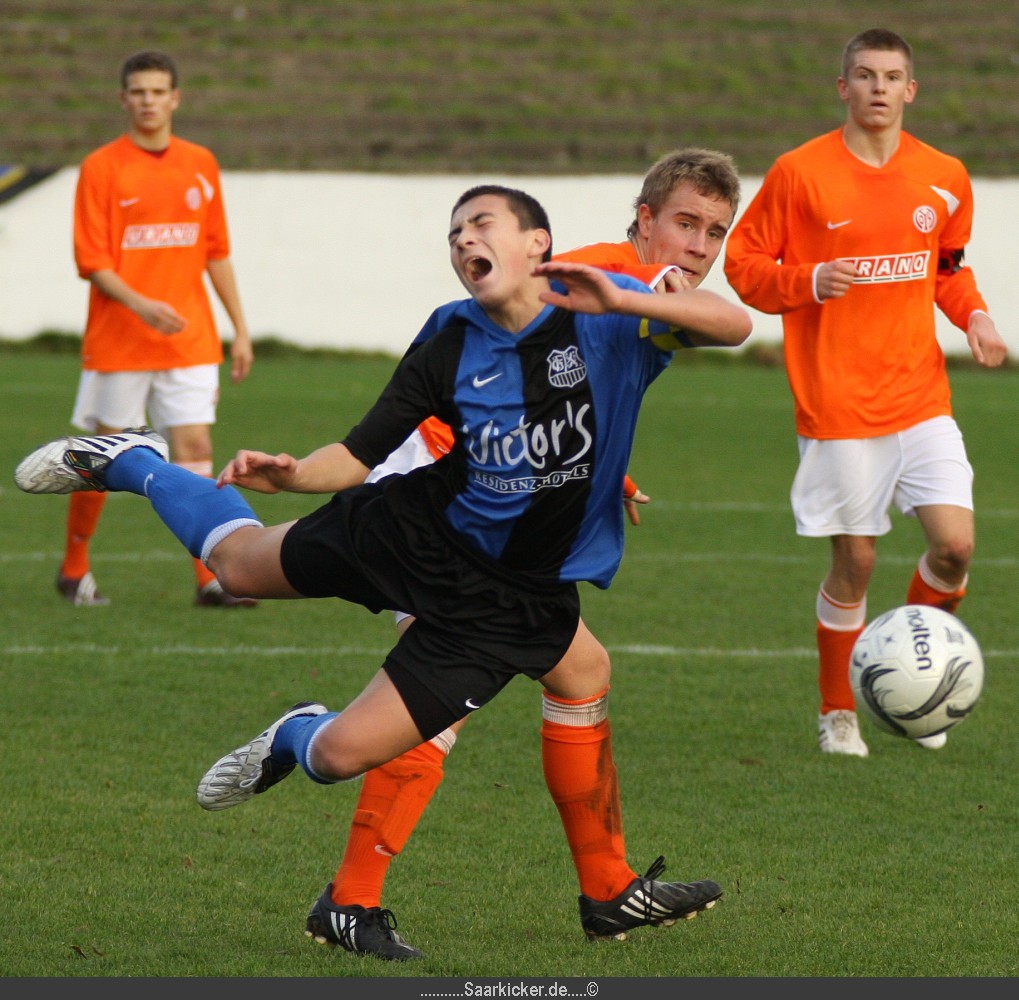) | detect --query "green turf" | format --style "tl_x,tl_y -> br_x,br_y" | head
1,347 -> 1018,977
